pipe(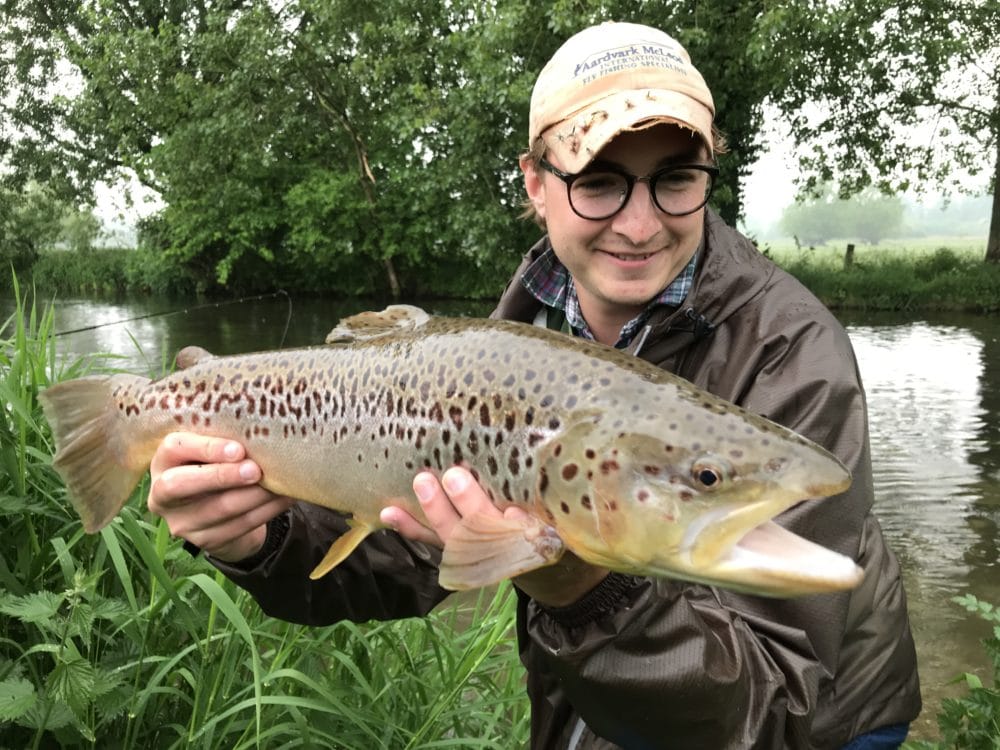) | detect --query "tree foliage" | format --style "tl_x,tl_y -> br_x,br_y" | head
2,0 -> 995,292
0,0 -> 792,294
762,0 -> 999,260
